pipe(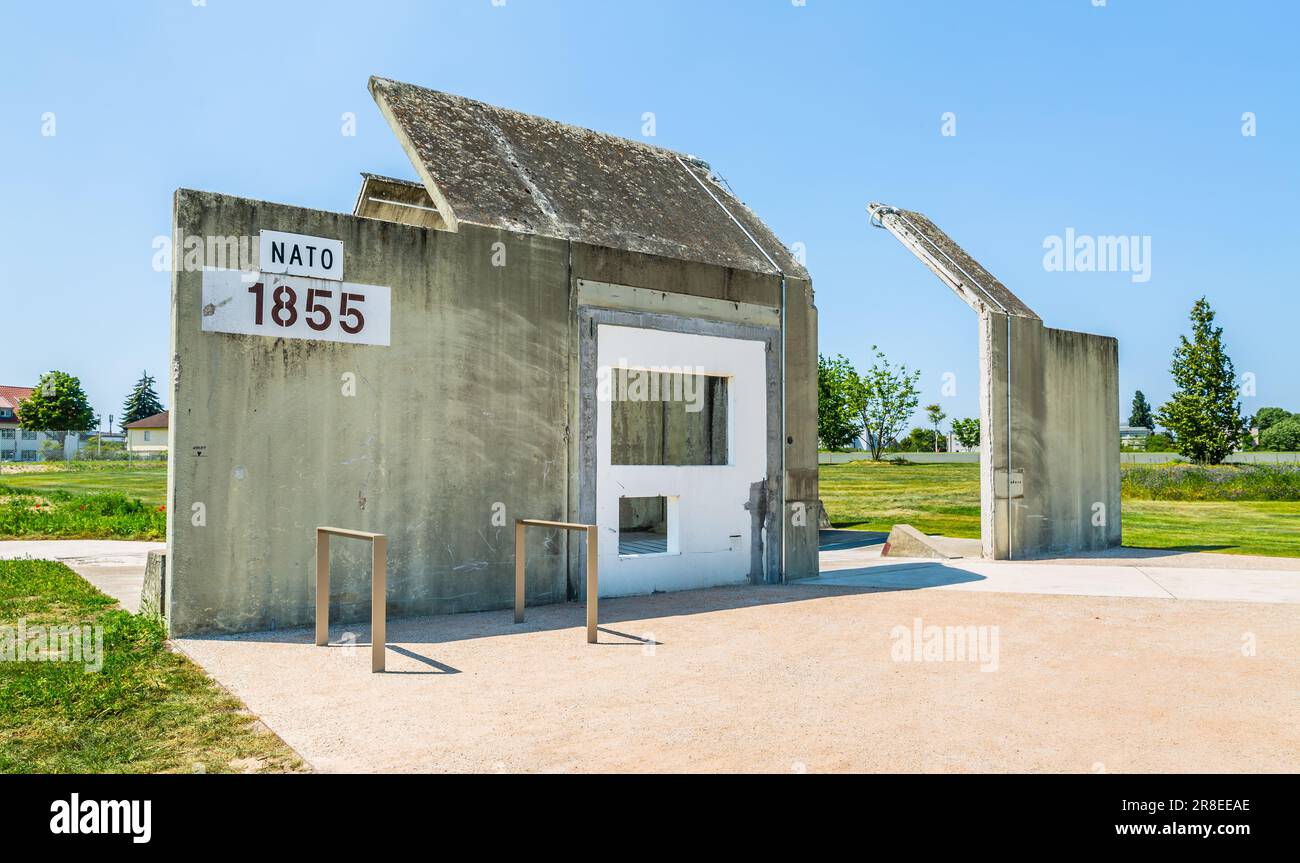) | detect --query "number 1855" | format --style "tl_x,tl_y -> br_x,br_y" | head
248,282 -> 366,334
